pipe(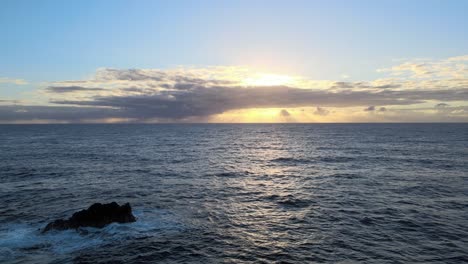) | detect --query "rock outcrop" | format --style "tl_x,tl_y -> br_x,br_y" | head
42,202 -> 136,233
